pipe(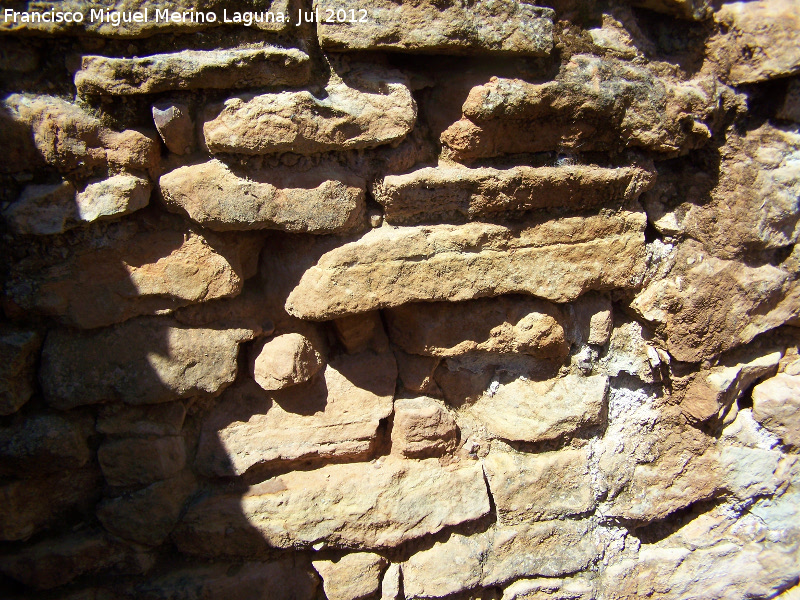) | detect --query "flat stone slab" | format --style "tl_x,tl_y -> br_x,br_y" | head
175,457 -> 489,552
40,317 -> 254,410
285,210 -> 646,320
401,520 -> 599,598
160,159 -> 367,234
195,350 -> 396,476
483,445 -> 595,524
76,46 -> 310,95
374,164 -> 654,225
315,0 -> 554,56
470,373 -> 608,443
4,215 -> 258,329
202,66 -> 416,155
